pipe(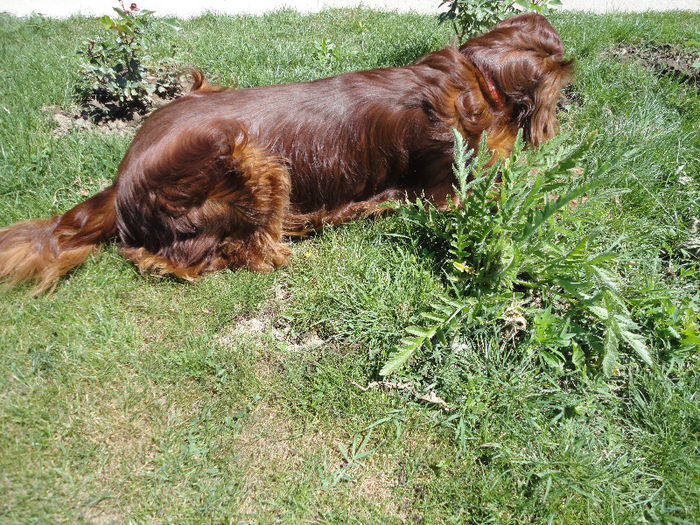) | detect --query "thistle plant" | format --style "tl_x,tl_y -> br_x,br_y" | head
381,130 -> 651,378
